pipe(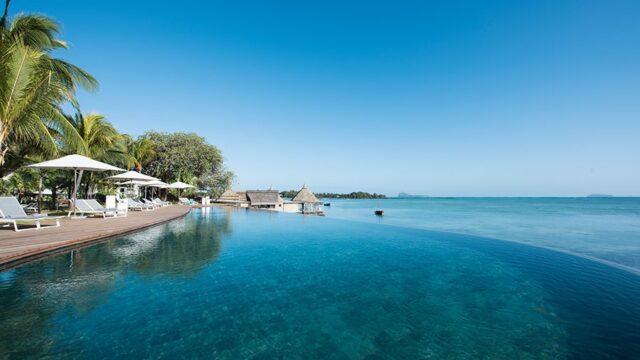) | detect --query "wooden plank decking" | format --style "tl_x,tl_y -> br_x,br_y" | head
0,205 -> 191,270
